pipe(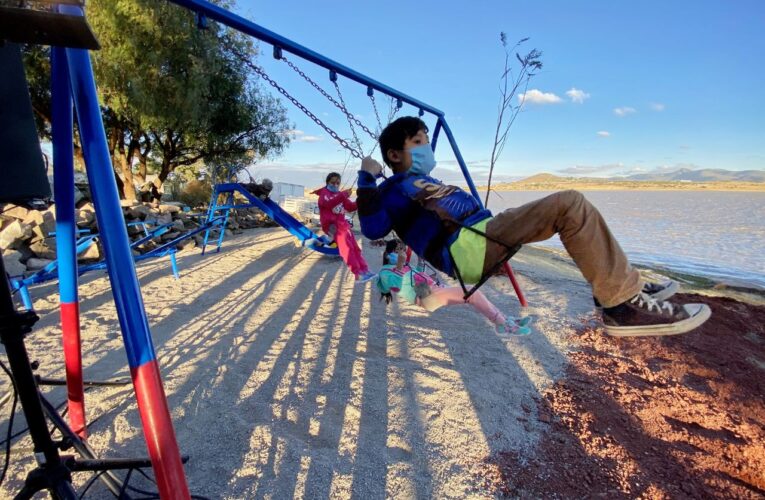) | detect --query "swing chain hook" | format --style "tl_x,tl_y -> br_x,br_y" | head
369,91 -> 383,133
